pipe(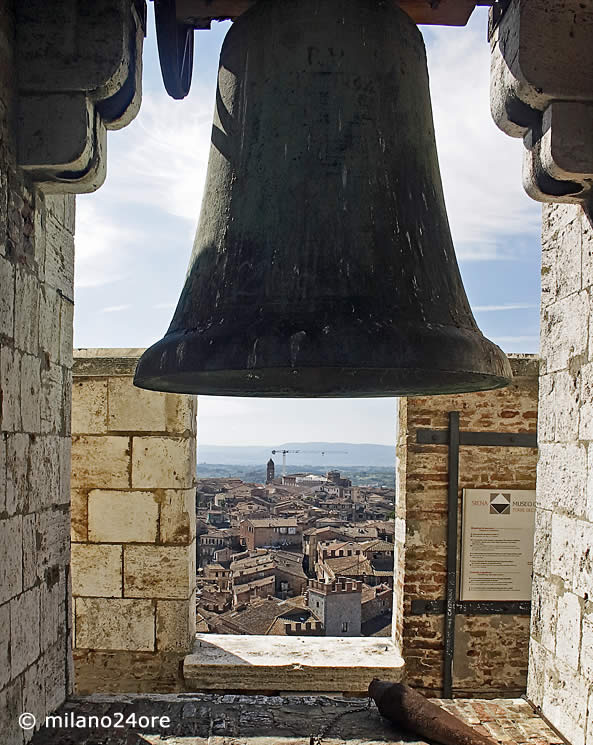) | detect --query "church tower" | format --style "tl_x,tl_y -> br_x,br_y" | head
266,458 -> 275,484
